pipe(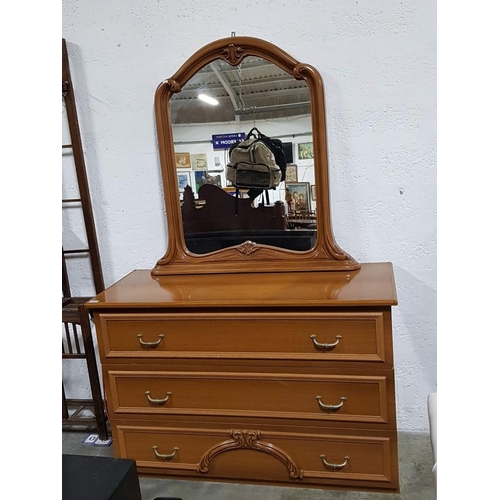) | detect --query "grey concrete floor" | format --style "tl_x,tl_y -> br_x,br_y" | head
62,428 -> 435,500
